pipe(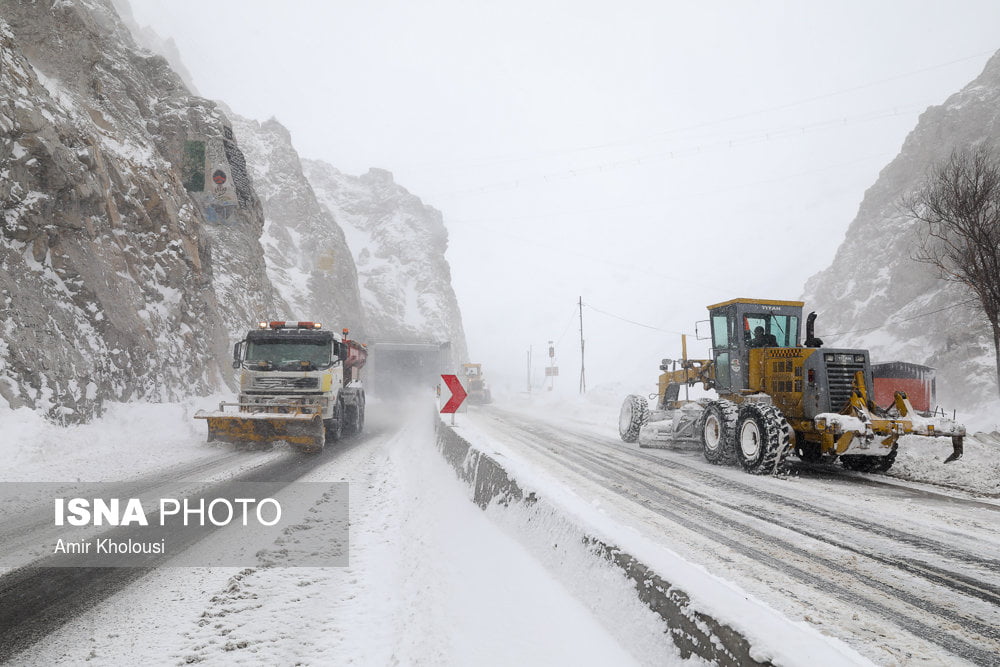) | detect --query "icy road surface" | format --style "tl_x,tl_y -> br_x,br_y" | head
459,393 -> 1000,666
1,400 -> 676,665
